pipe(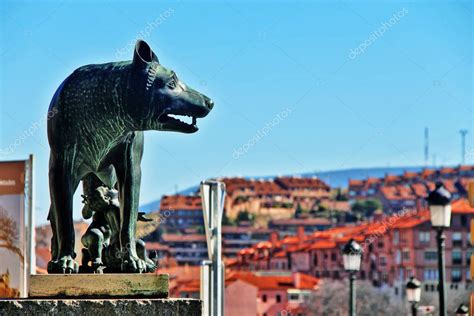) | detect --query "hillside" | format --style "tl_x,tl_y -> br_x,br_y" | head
139,165 -> 426,213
